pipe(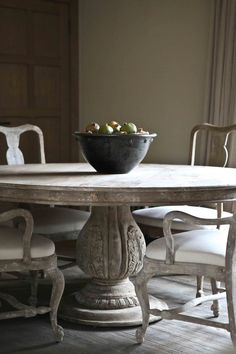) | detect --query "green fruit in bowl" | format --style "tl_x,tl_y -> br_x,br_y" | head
120,122 -> 137,134
99,123 -> 114,134
109,121 -> 121,132
85,122 -> 100,133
